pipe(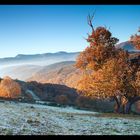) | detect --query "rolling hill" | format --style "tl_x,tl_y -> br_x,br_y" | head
27,61 -> 82,89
